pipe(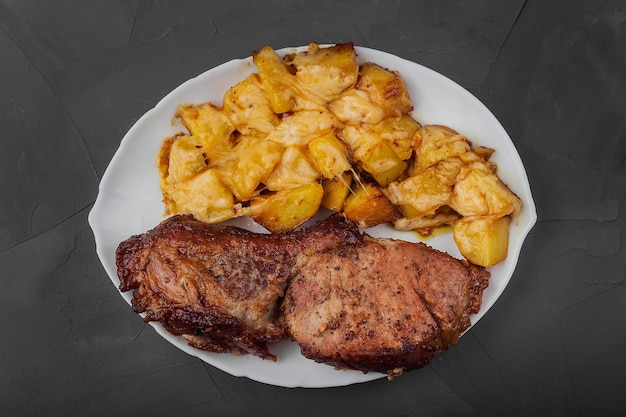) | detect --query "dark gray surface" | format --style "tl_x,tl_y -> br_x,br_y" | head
1,1 -> 625,416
